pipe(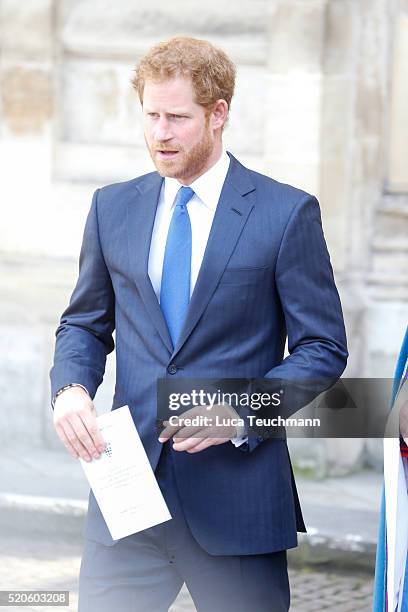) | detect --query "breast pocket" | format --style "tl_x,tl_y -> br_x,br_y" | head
218,265 -> 270,285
